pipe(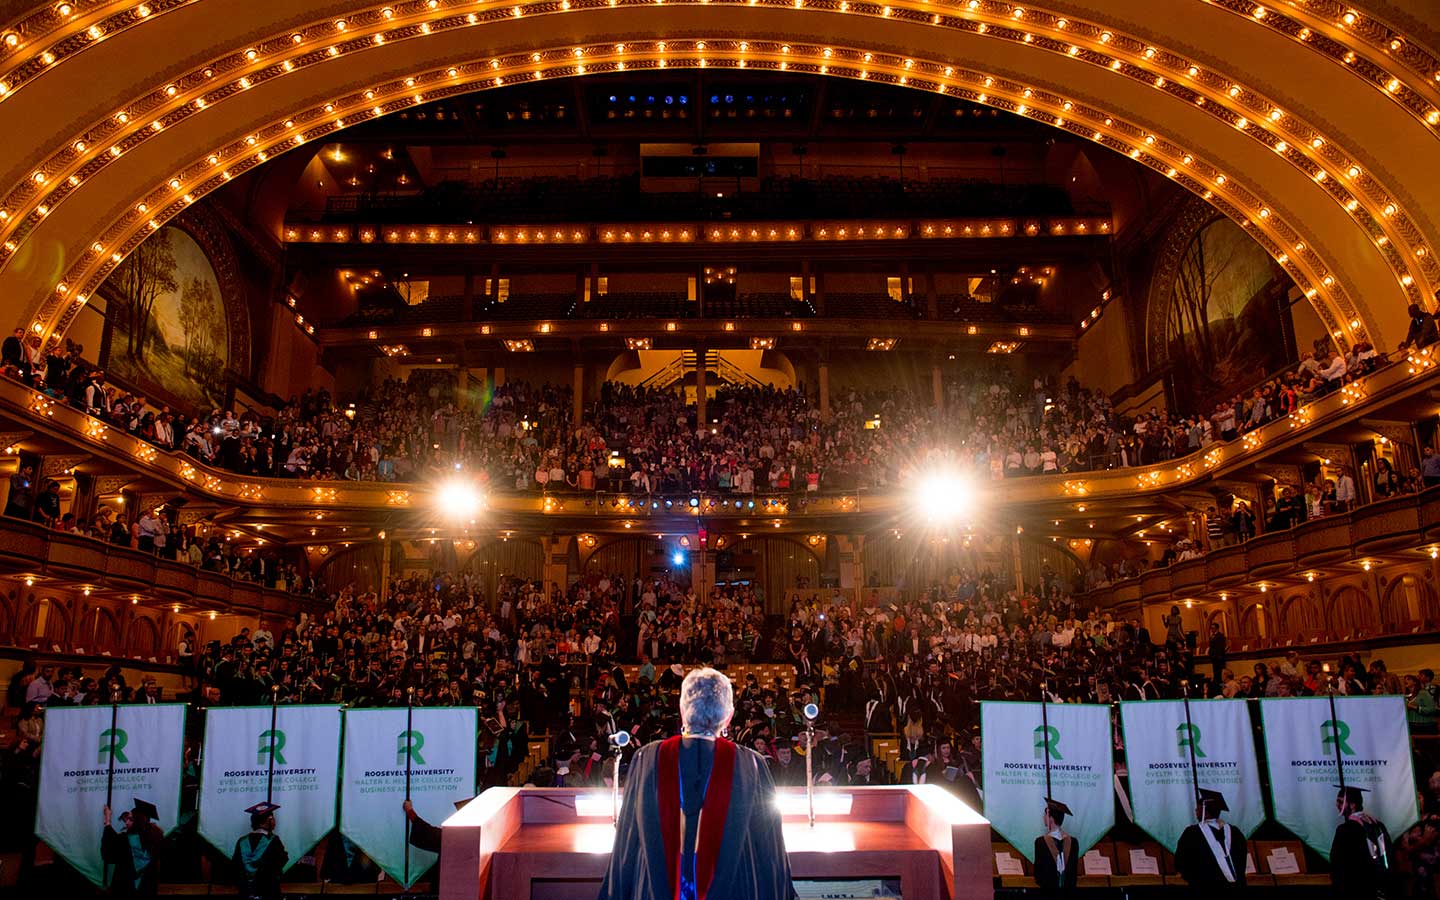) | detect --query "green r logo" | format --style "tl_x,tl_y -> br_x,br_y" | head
1177,723 -> 1206,758
257,729 -> 287,766
99,728 -> 128,764
1033,726 -> 1063,760
397,730 -> 426,766
1321,719 -> 1354,756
